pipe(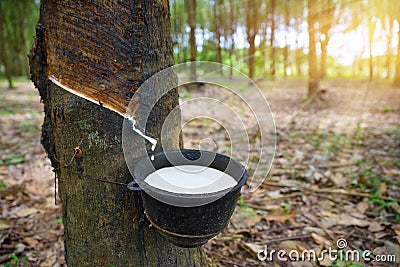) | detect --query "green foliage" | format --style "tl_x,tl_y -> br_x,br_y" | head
238,206 -> 257,216
56,217 -> 63,225
18,120 -> 39,133
354,122 -> 364,141
3,254 -> 30,267
0,179 -> 5,190
237,196 -> 245,207
382,105 -> 392,113
306,130 -> 347,153
0,154 -> 25,166
280,203 -> 292,214
0,108 -> 22,117
179,89 -> 191,99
